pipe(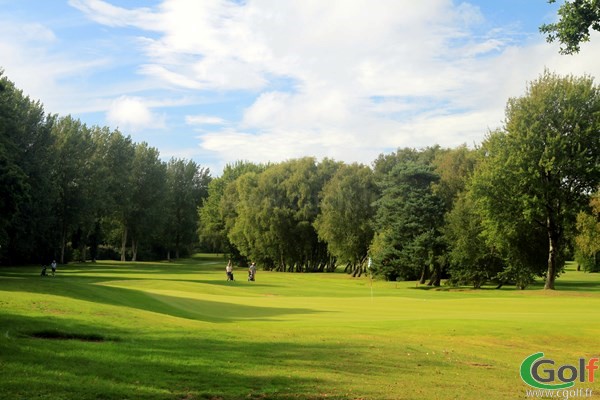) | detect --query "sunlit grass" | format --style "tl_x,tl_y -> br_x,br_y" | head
1,256 -> 598,399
